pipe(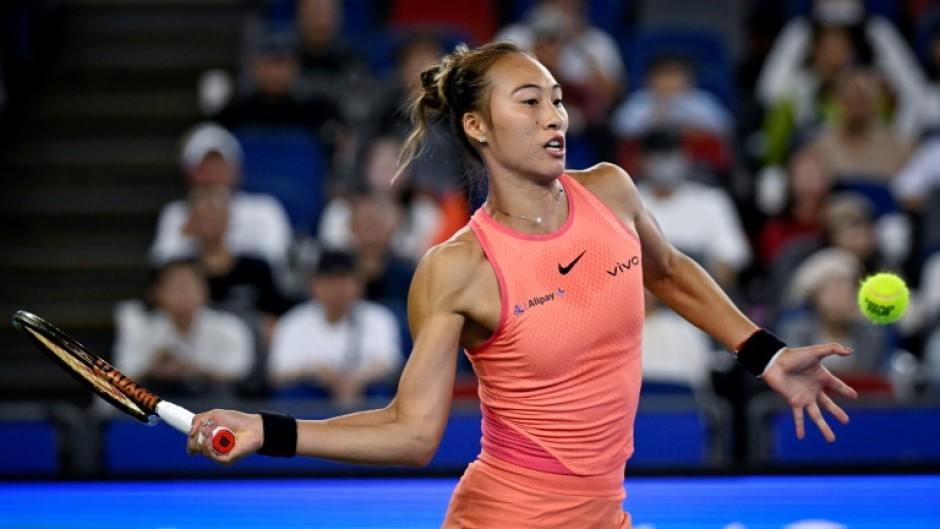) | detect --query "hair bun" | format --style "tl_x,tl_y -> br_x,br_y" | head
419,65 -> 446,114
